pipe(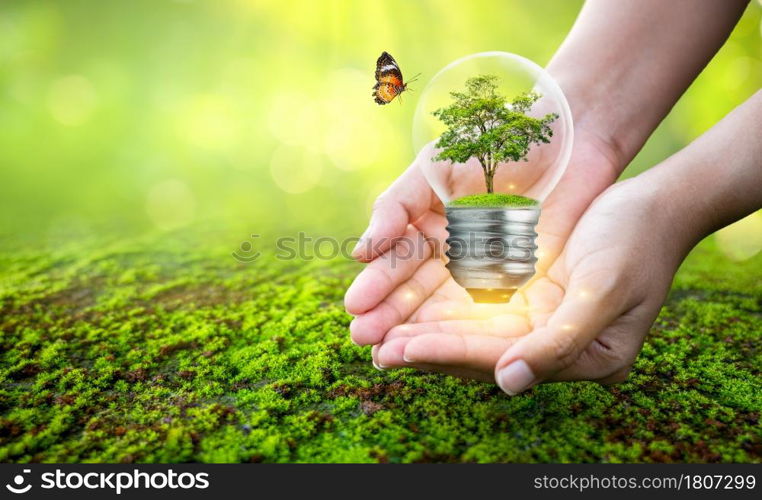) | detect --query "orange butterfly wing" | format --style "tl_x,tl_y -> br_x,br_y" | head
374,83 -> 400,105
373,51 -> 405,105
377,73 -> 403,88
